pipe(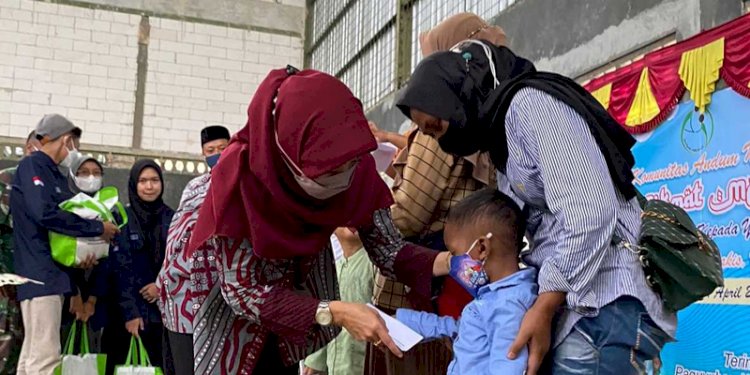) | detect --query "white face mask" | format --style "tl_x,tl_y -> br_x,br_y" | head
274,128 -> 357,200
59,137 -> 81,169
74,175 -> 102,193
292,165 -> 356,200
